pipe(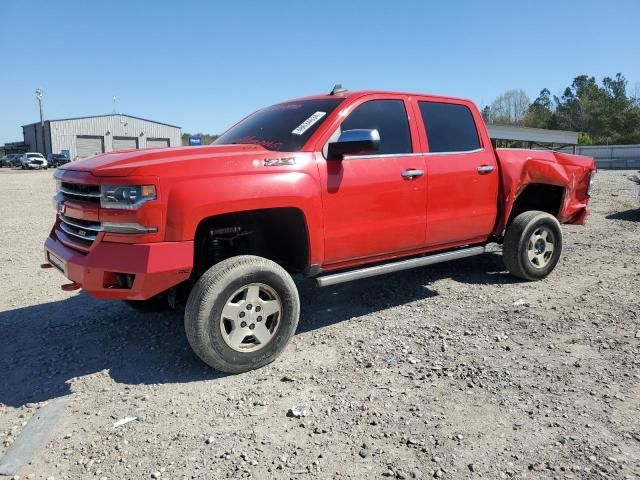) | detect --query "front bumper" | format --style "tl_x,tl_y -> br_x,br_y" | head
44,233 -> 193,300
